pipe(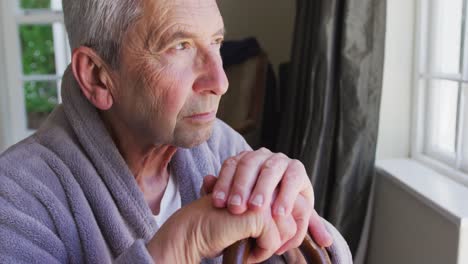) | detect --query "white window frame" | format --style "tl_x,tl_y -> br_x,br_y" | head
412,0 -> 468,186
0,0 -> 68,149
0,8 -> 11,152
